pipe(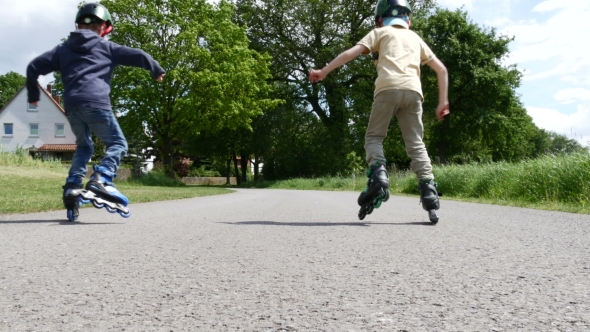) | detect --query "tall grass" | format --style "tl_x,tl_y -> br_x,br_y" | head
404,152 -> 590,209
240,152 -> 590,213
0,145 -> 65,168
